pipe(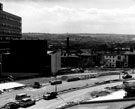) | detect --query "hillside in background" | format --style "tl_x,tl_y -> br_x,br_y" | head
22,33 -> 135,50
